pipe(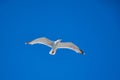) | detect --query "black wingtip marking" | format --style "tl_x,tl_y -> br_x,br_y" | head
79,49 -> 85,55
